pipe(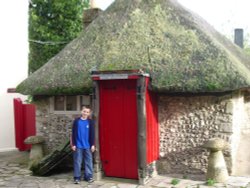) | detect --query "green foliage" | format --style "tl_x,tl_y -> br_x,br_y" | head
182,175 -> 188,179
28,0 -> 89,74
24,95 -> 33,103
244,44 -> 250,56
171,178 -> 180,185
242,32 -> 250,55
206,179 -> 215,186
